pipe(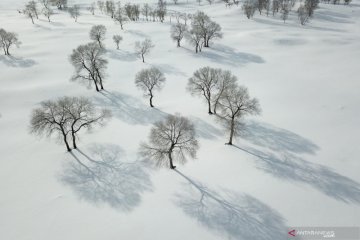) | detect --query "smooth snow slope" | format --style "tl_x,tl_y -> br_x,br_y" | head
0,1 -> 360,240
